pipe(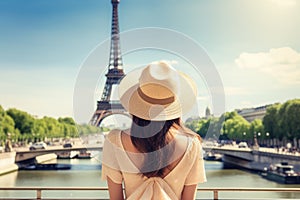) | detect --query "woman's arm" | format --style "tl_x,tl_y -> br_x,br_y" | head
181,184 -> 198,200
107,177 -> 124,200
